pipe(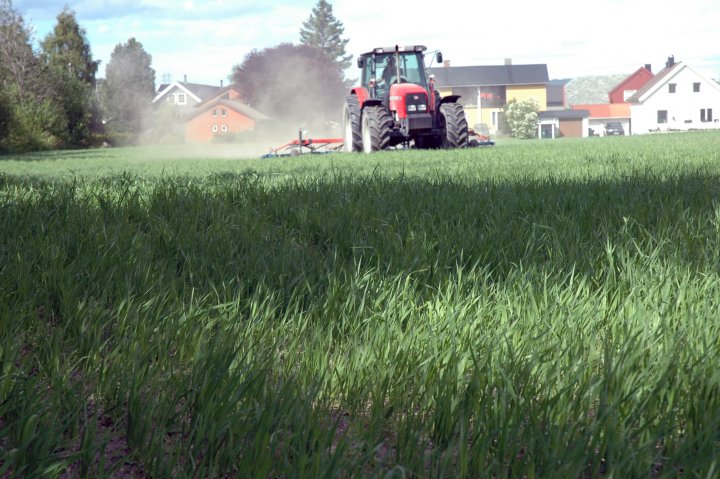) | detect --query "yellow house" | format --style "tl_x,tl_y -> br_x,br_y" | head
428,62 -> 549,134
